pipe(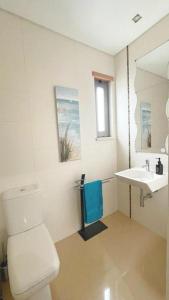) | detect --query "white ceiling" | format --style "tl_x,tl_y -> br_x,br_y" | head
1,0 -> 169,55
137,41 -> 169,79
